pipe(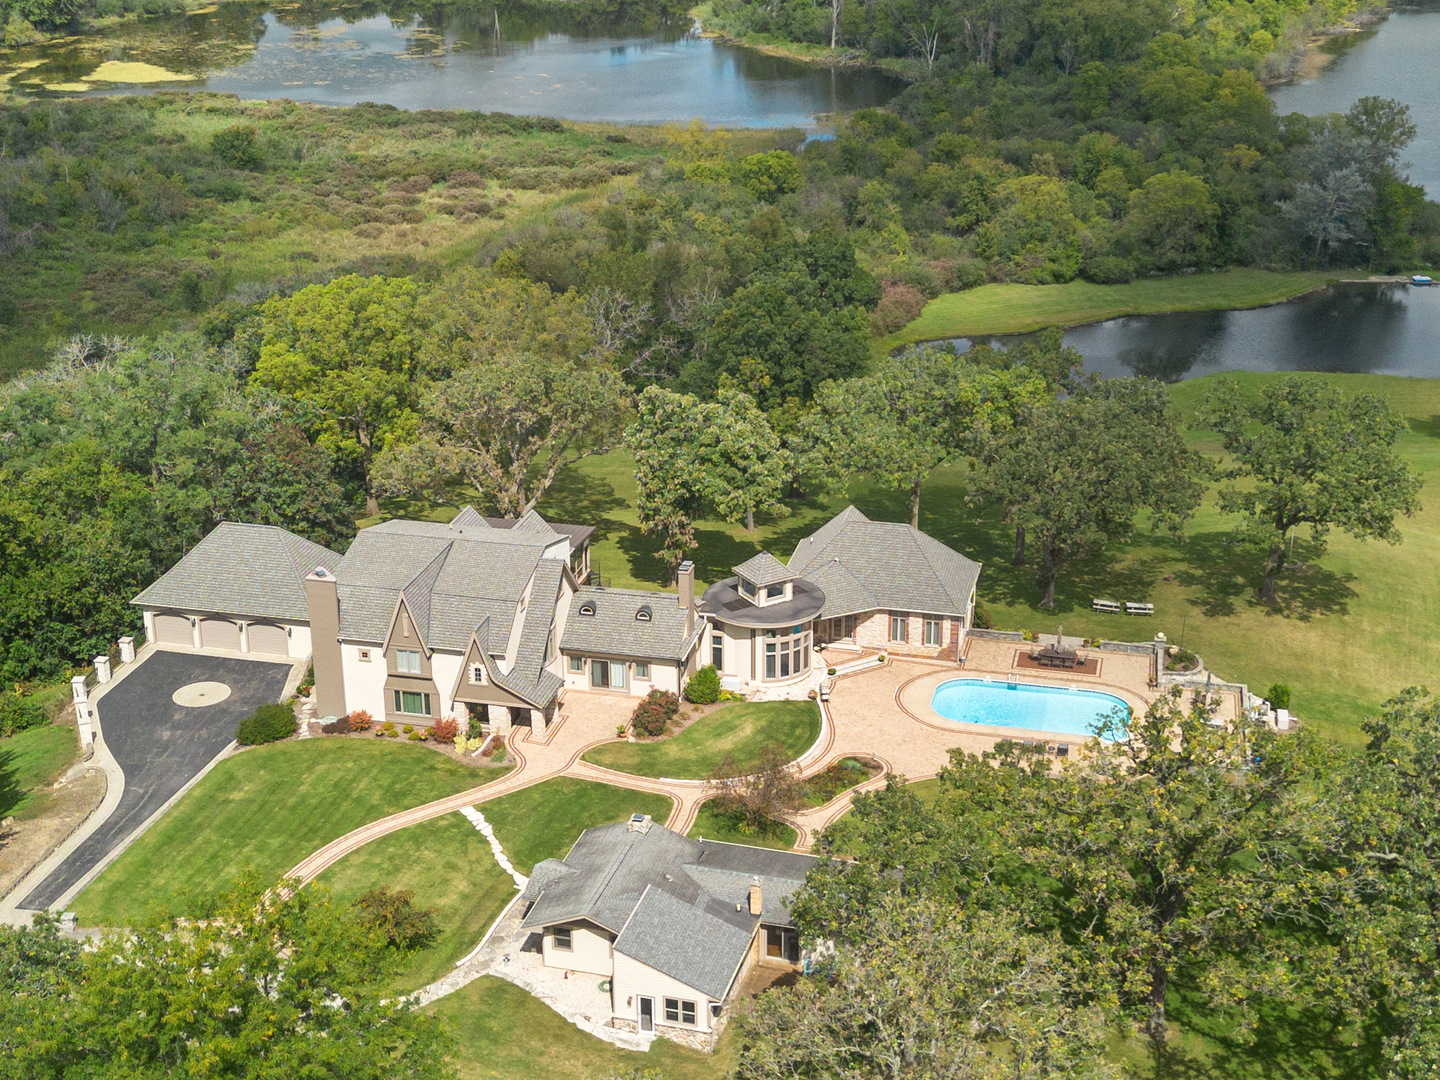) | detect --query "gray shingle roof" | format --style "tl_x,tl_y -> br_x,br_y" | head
732,551 -> 792,588
521,822 -> 817,1001
132,523 -> 343,622
561,587 -> 701,662
615,887 -> 756,1000
789,506 -> 981,620
489,558 -> 564,708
